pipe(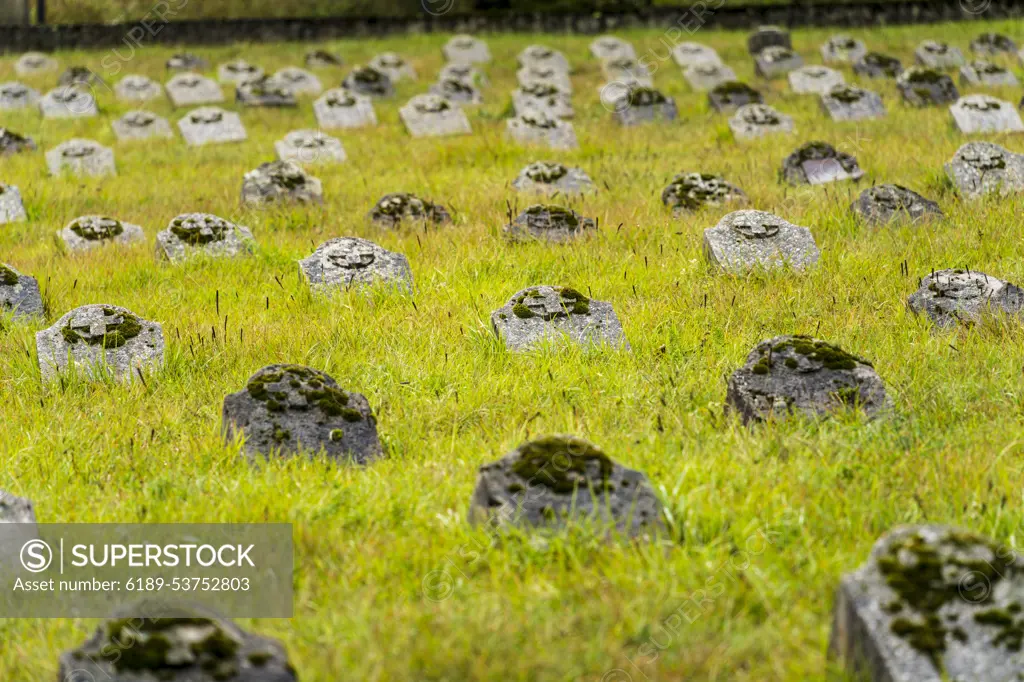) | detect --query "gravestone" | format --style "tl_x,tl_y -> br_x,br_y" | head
156,213 -> 255,262
0,184 -> 27,223
950,94 -> 1024,134
39,87 -> 97,118
970,32 -> 1017,55
517,45 -> 571,73
236,77 -> 297,108
959,60 -> 1018,87
506,109 -> 578,150
662,172 -> 746,214
443,35 -> 491,64
897,67 -> 959,107
306,49 -> 343,68
830,525 -> 1024,682
165,72 -> 224,107
438,63 -> 487,88
908,269 -> 1024,327
428,77 -> 482,105
820,84 -> 886,121
512,161 -> 594,196
177,107 -> 247,146
727,335 -> 887,423
821,35 -> 867,63
782,141 -> 864,185
728,103 -> 795,140
748,25 -> 791,55
267,67 -> 323,96
367,192 -> 451,228
469,435 -> 662,535
223,364 -> 383,463
672,42 -> 723,68
275,129 -> 346,166
314,88 -> 377,129
754,46 -> 804,79
36,304 -> 163,382
850,185 -> 943,225
166,52 -> 207,71
853,52 -> 903,78
601,56 -> 653,87
399,94 -> 472,137
590,35 -> 636,61
611,86 -> 677,126
0,263 -> 42,319
504,205 -> 595,243
46,139 -> 115,177
111,110 -> 173,141
0,128 -> 36,156
0,490 -> 35,522
217,59 -> 264,84
708,81 -> 763,112
703,210 -> 820,273
369,52 -> 416,82
0,82 -> 39,110
511,82 -> 574,119
299,237 -> 413,293
241,161 -> 323,206
915,40 -> 966,69
516,65 -> 573,94
114,74 -> 162,102
945,141 -> 1024,198
788,65 -> 844,94
683,62 -> 737,91
58,215 -> 144,252
342,65 -> 394,98
14,52 -> 57,77
58,66 -> 103,88
491,286 -> 629,351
